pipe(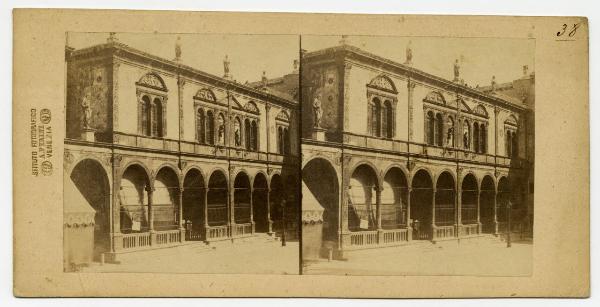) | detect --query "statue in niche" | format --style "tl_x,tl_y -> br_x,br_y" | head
217,116 -> 225,146
463,130 -> 470,149
313,92 -> 323,128
446,126 -> 454,146
234,121 -> 241,147
80,88 -> 92,129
